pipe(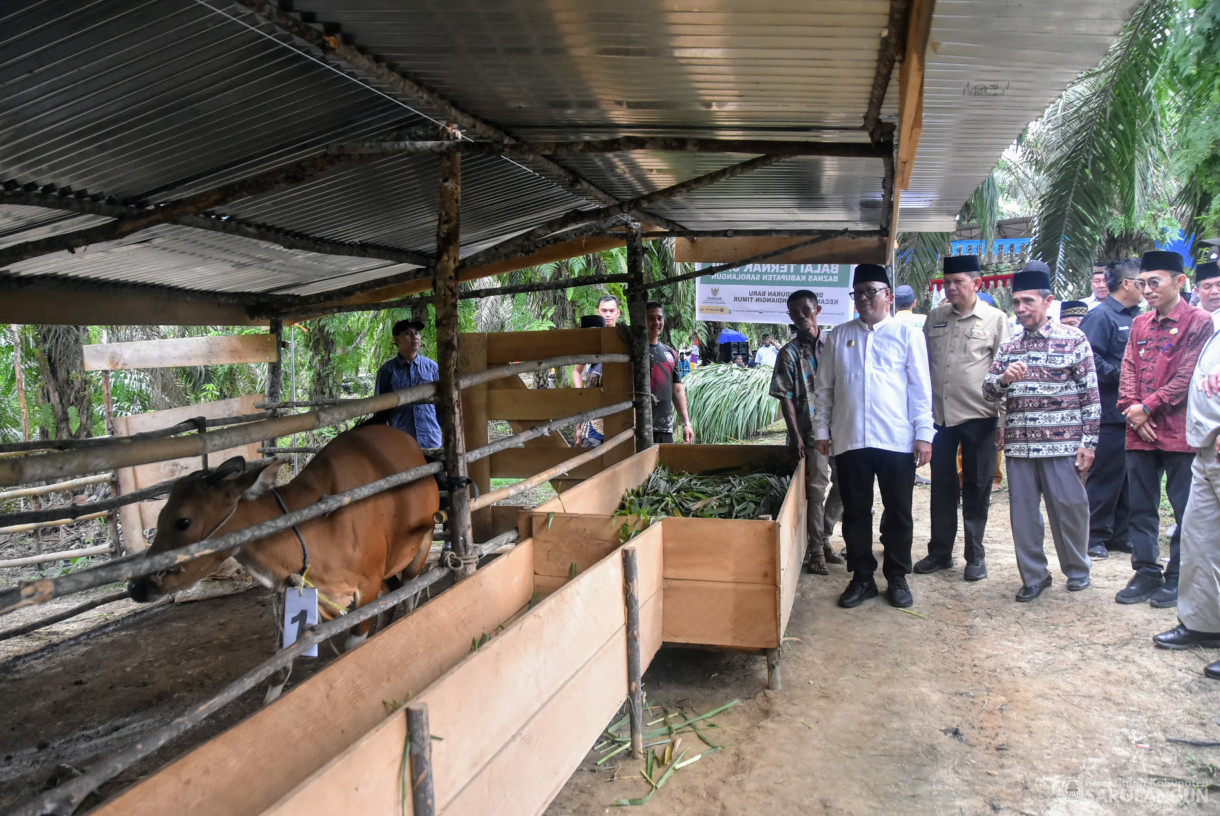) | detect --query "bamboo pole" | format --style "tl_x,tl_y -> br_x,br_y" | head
0,588 -> 130,642
0,473 -> 112,501
0,353 -> 627,487
625,223 -> 653,453
265,318 -> 284,455
0,511 -> 111,536
0,411 -> 275,454
406,703 -> 436,816
462,402 -> 632,465
4,532 -> 517,816
622,546 -> 645,759
0,543 -> 112,567
99,331 -> 124,554
11,325 -> 31,442
468,428 -> 634,511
